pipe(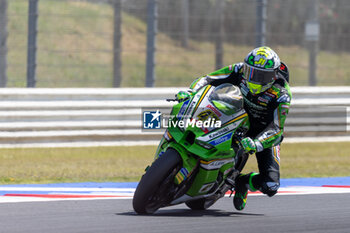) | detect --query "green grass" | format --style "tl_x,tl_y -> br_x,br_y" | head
0,142 -> 349,185
7,1 -> 350,87
0,146 -> 155,184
